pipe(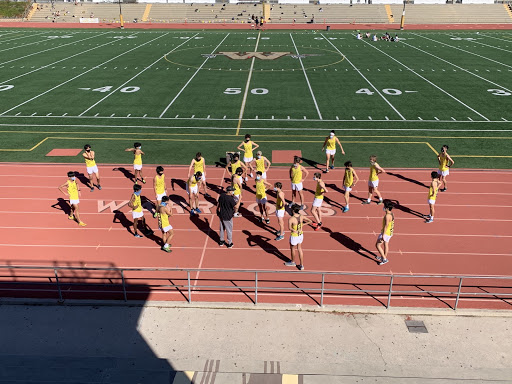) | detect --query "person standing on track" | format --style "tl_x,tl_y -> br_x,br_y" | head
425,171 -> 441,224
217,186 -> 239,249
226,153 -> 247,182
128,184 -> 149,238
153,166 -> 167,218
362,155 -> 386,205
82,144 -> 101,192
125,142 -> 146,185
232,167 -> 244,218
58,171 -> 86,226
375,199 -> 394,265
255,171 -> 272,224
342,161 -> 359,213
285,204 -> 313,271
157,195 -> 174,253
437,145 -> 454,192
321,130 -> 345,173
251,150 -> 271,180
311,172 -> 328,231
274,182 -> 286,241
237,134 -> 259,181
188,152 -> 210,198
187,171 -> 203,216
289,156 -> 309,210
